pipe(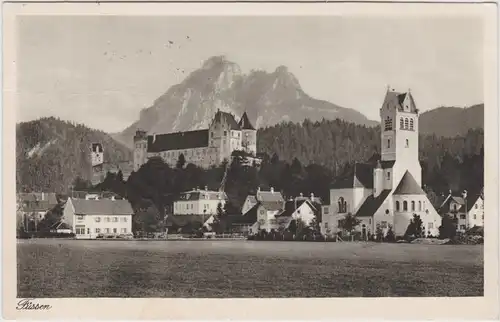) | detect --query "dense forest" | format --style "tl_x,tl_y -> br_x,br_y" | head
16,117 -> 132,193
